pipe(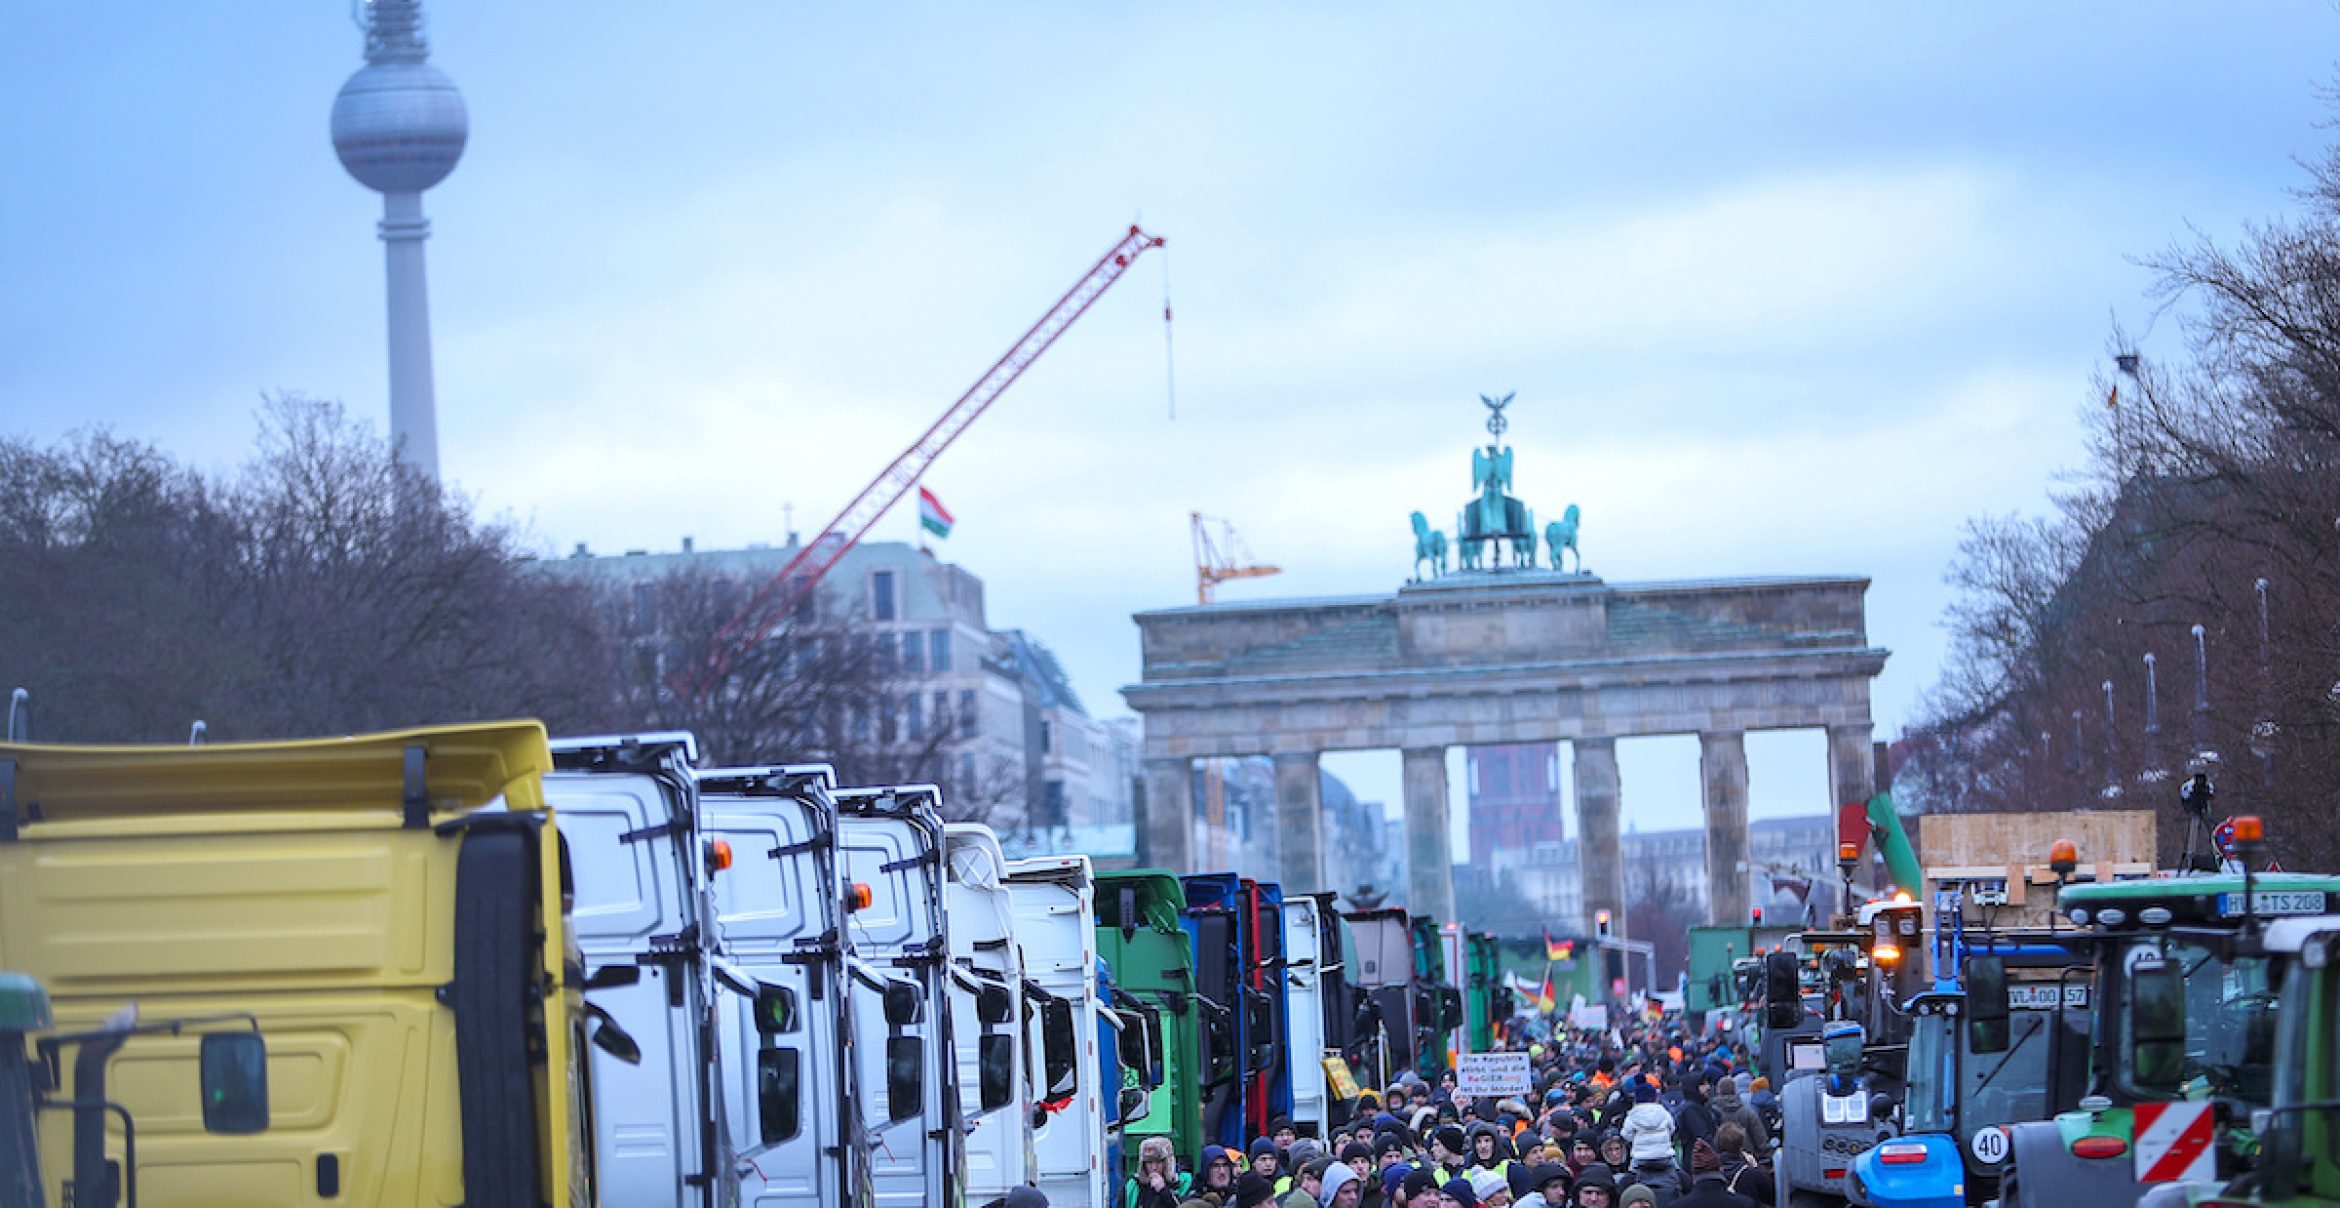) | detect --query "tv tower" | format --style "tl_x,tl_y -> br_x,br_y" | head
330,0 -> 467,481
